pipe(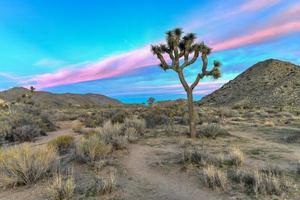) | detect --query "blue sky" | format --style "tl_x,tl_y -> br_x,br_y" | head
0,0 -> 300,103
